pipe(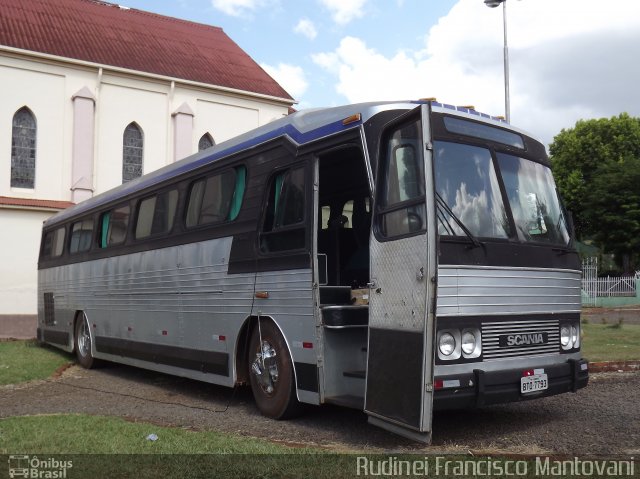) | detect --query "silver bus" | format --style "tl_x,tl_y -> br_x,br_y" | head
37,101 -> 588,442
